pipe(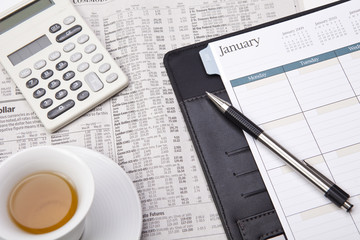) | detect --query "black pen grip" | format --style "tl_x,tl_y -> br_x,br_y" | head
325,184 -> 352,211
225,106 -> 263,139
